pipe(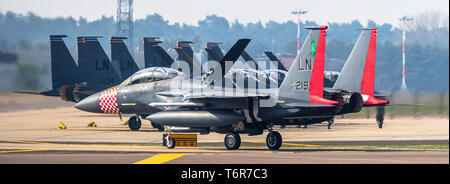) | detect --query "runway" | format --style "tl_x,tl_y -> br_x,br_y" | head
0,97 -> 448,164
0,148 -> 447,164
